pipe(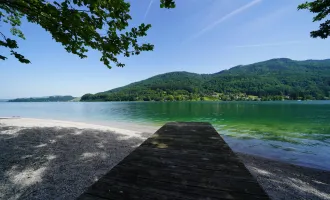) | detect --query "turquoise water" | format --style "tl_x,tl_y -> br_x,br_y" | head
0,101 -> 329,170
